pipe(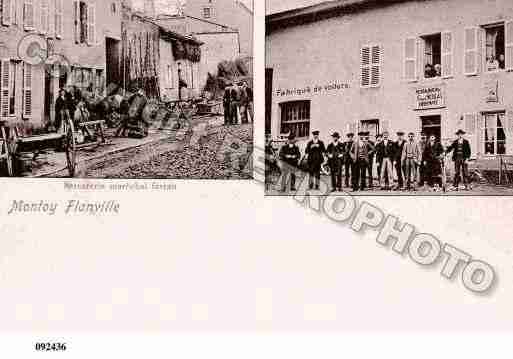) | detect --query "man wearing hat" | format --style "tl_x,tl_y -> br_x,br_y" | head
376,131 -> 396,190
417,132 -> 428,187
326,132 -> 345,192
350,131 -> 372,191
343,133 -> 355,188
445,129 -> 471,190
394,131 -> 406,190
401,132 -> 421,191
305,130 -> 326,190
364,132 -> 376,189
279,134 -> 301,192
374,134 -> 384,186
